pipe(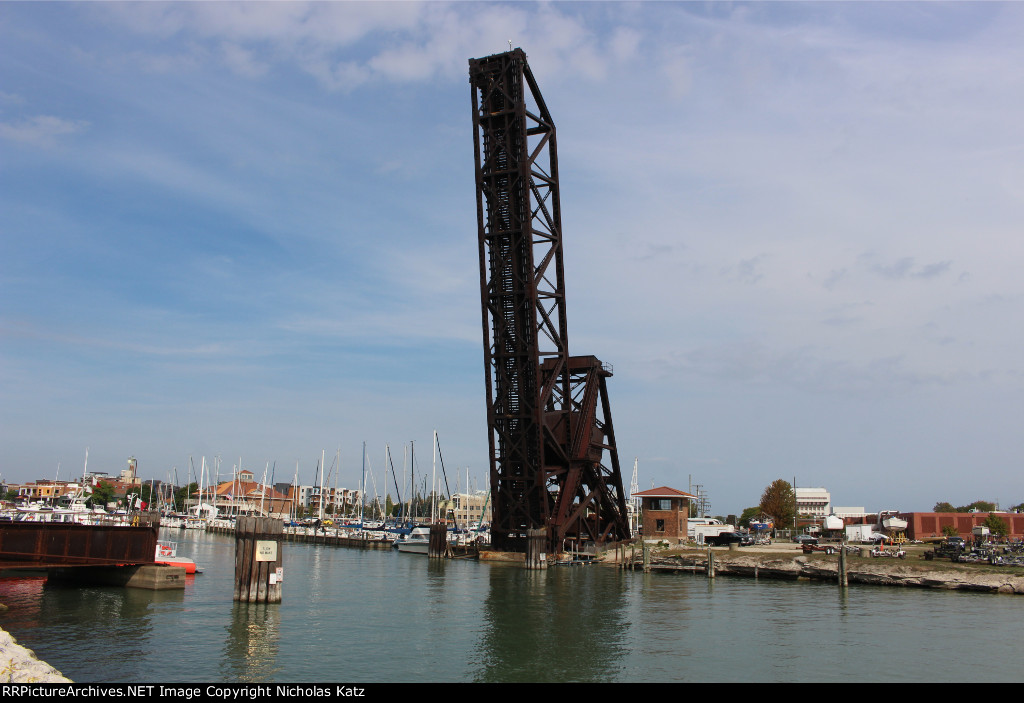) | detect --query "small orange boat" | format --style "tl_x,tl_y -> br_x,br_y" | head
155,540 -> 202,574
